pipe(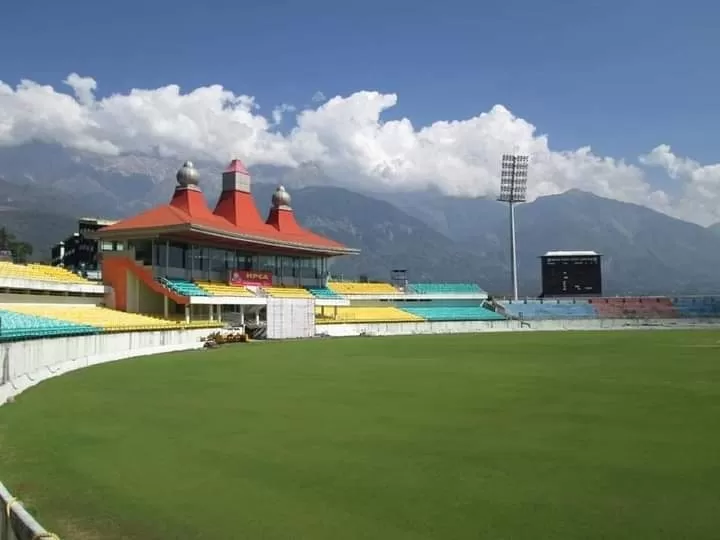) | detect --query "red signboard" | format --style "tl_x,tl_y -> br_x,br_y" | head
229,270 -> 273,287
